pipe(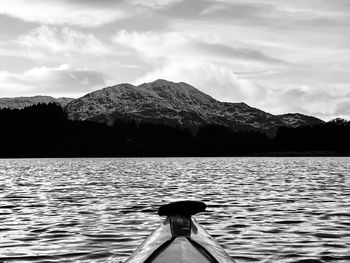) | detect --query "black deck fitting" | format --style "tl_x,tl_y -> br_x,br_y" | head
158,201 -> 206,217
